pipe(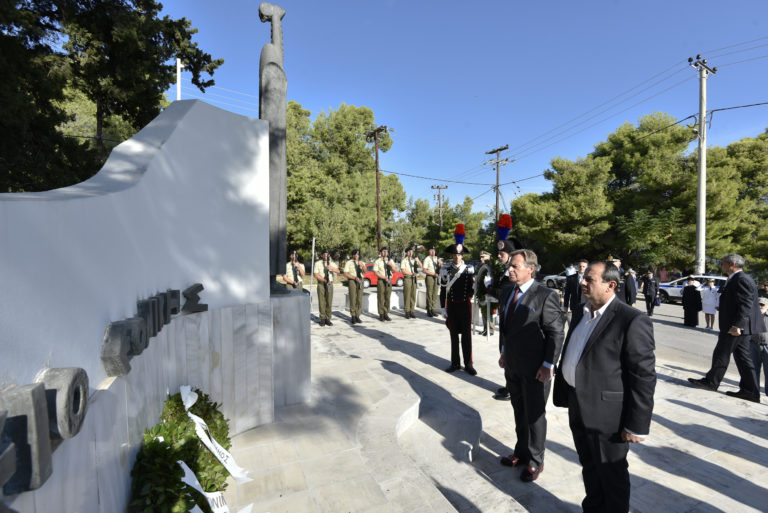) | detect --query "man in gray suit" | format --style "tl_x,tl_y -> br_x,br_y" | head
497,249 -> 564,482
688,253 -> 766,402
